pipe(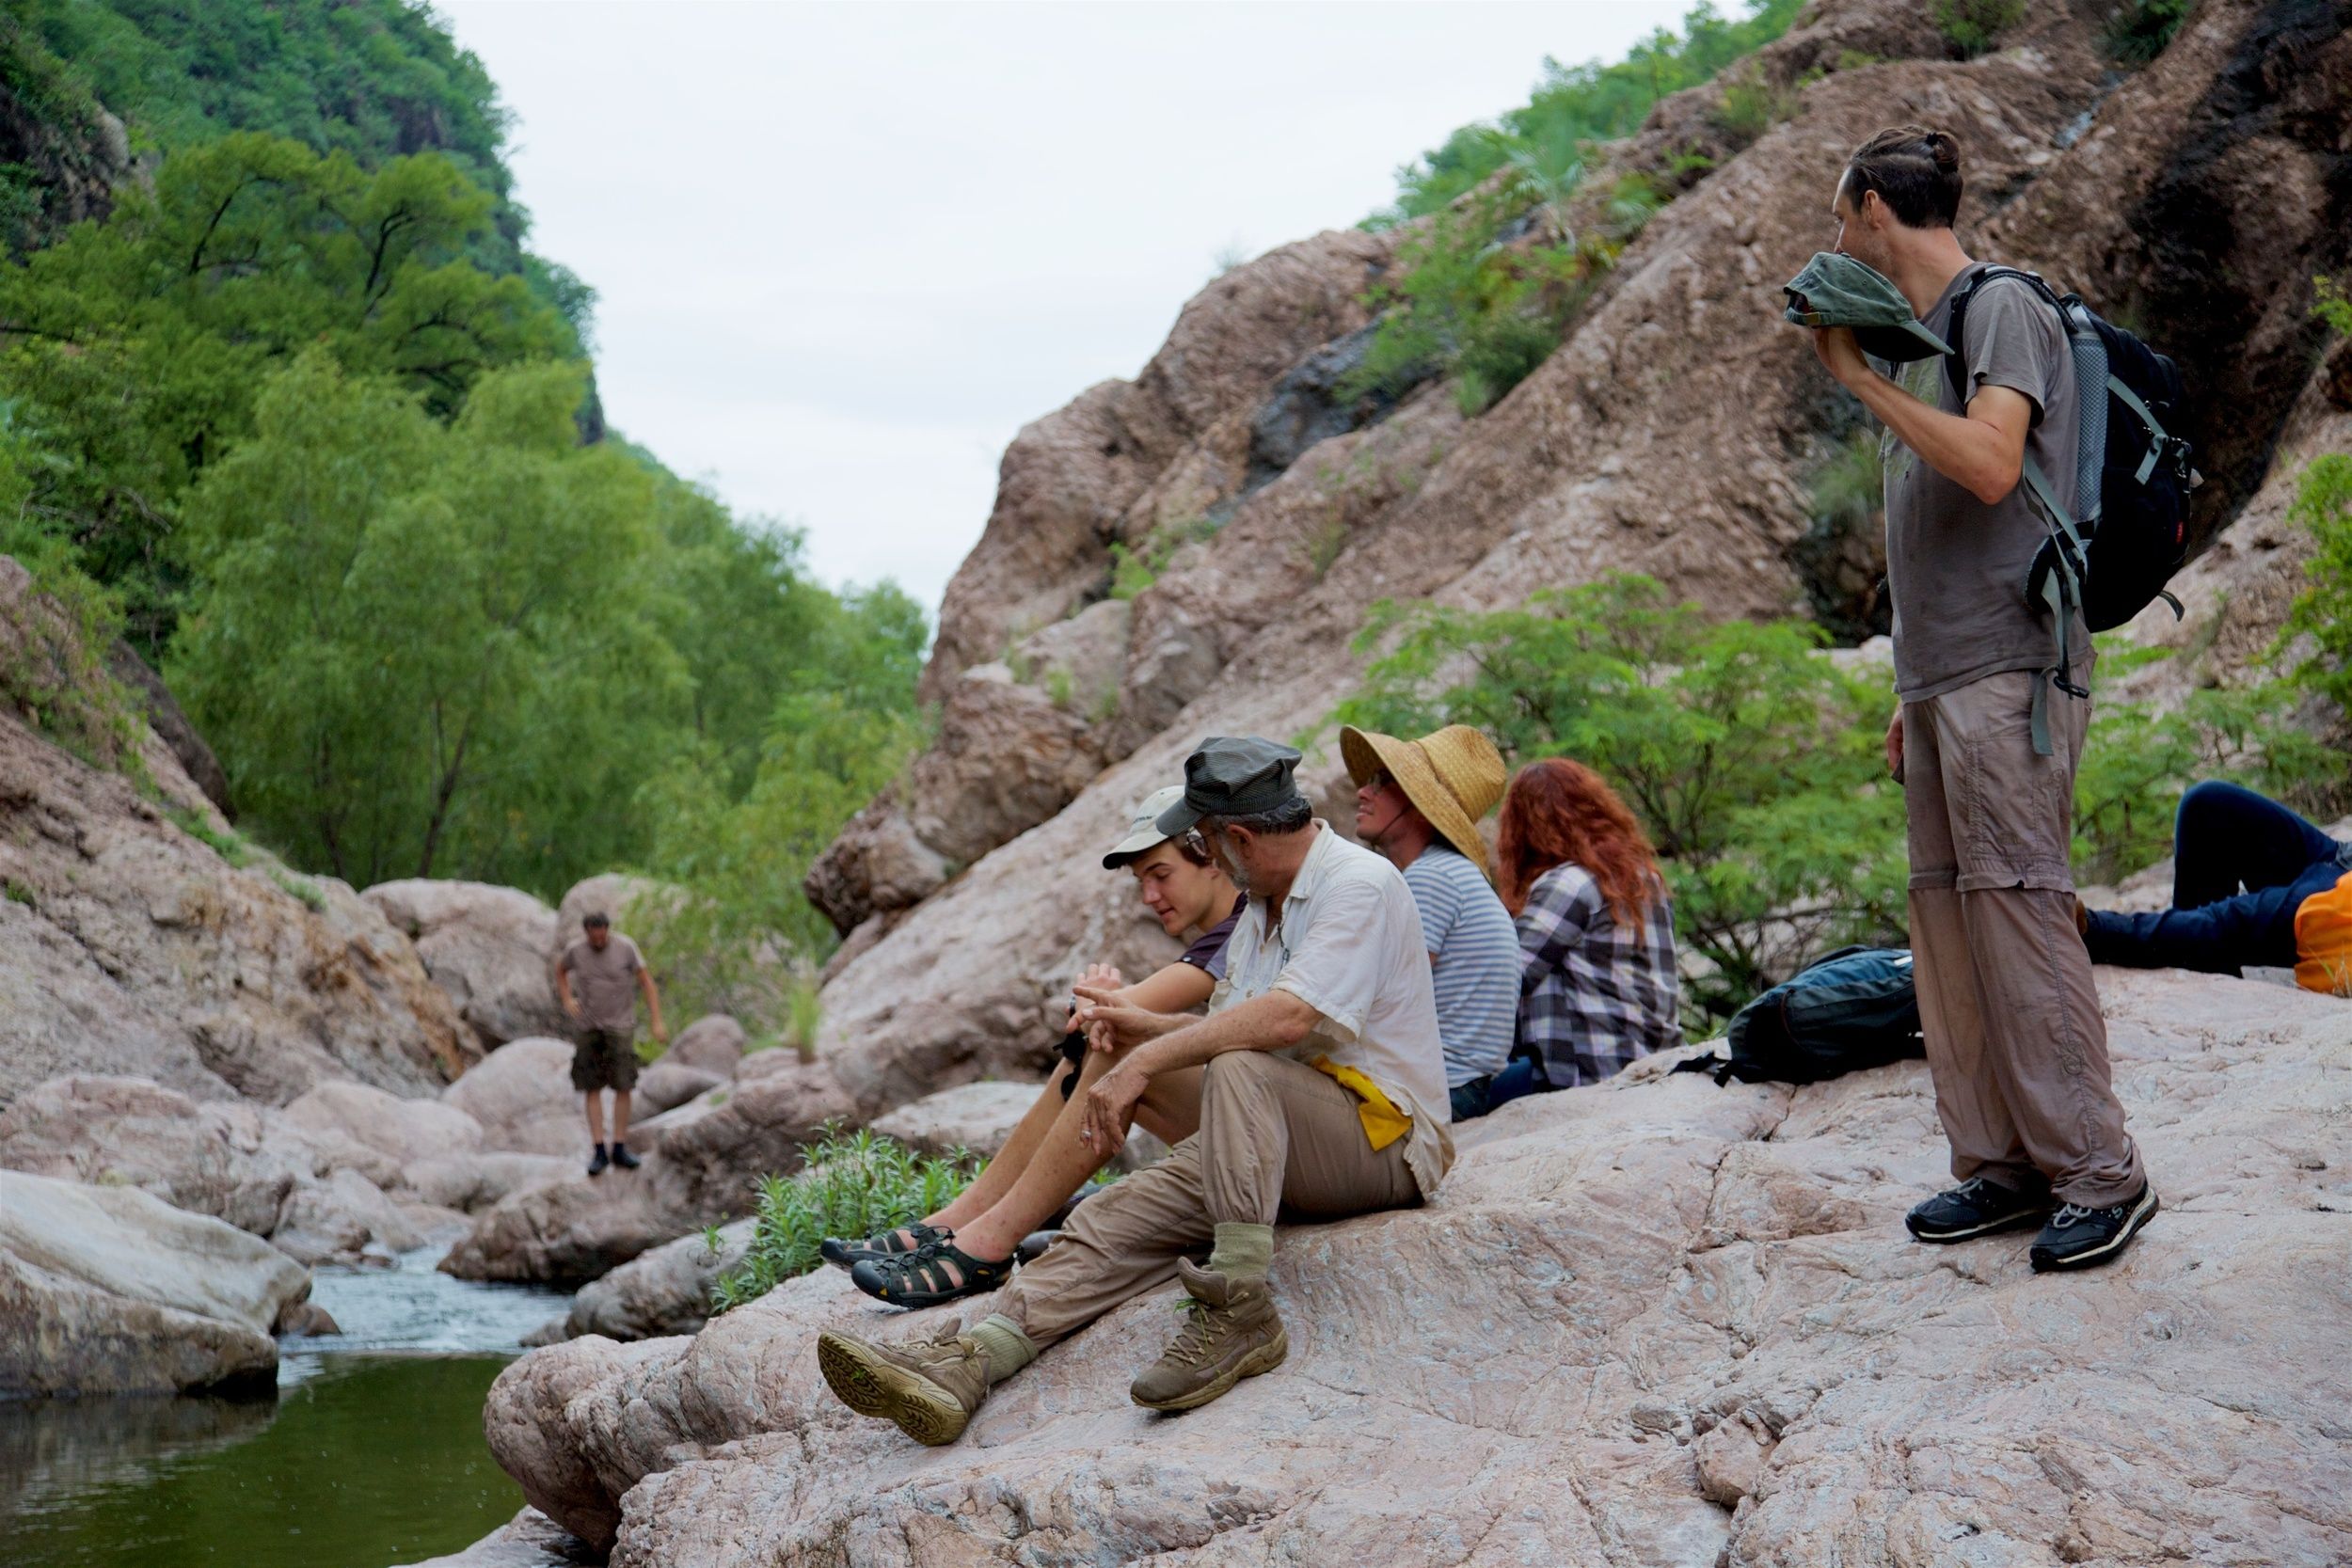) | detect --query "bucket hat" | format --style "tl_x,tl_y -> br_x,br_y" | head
1102,784 -> 1189,869
1337,722 -> 1506,879
1783,250 -> 1951,363
1155,736 -> 1305,839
